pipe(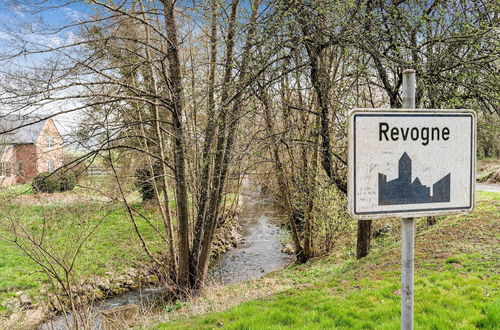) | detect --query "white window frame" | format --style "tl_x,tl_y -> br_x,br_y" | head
47,136 -> 54,149
47,159 -> 54,172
